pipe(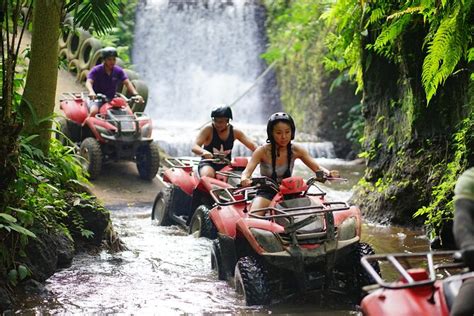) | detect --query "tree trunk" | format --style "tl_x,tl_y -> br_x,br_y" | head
21,0 -> 61,154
